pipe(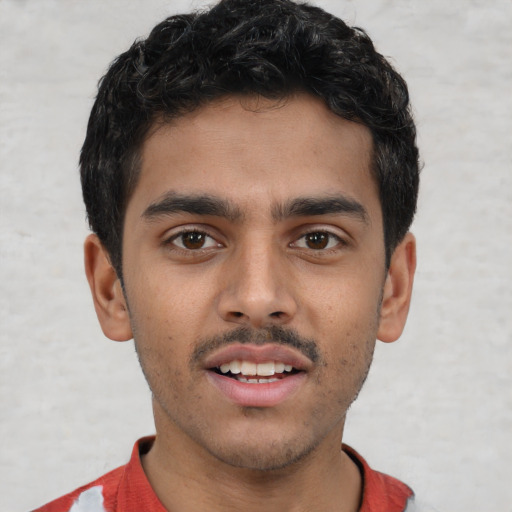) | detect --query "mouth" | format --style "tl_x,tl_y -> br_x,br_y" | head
211,359 -> 301,383
203,344 -> 310,407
